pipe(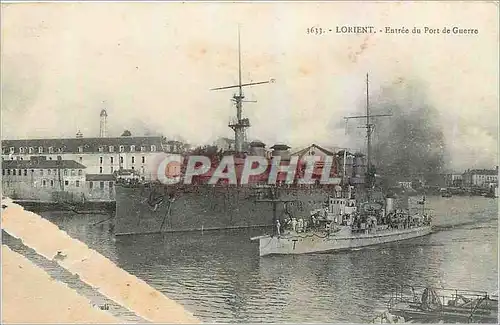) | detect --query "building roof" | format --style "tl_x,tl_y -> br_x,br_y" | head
86,174 -> 114,181
291,144 -> 334,157
2,136 -> 166,154
466,169 -> 498,176
115,169 -> 139,175
2,159 -> 86,169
